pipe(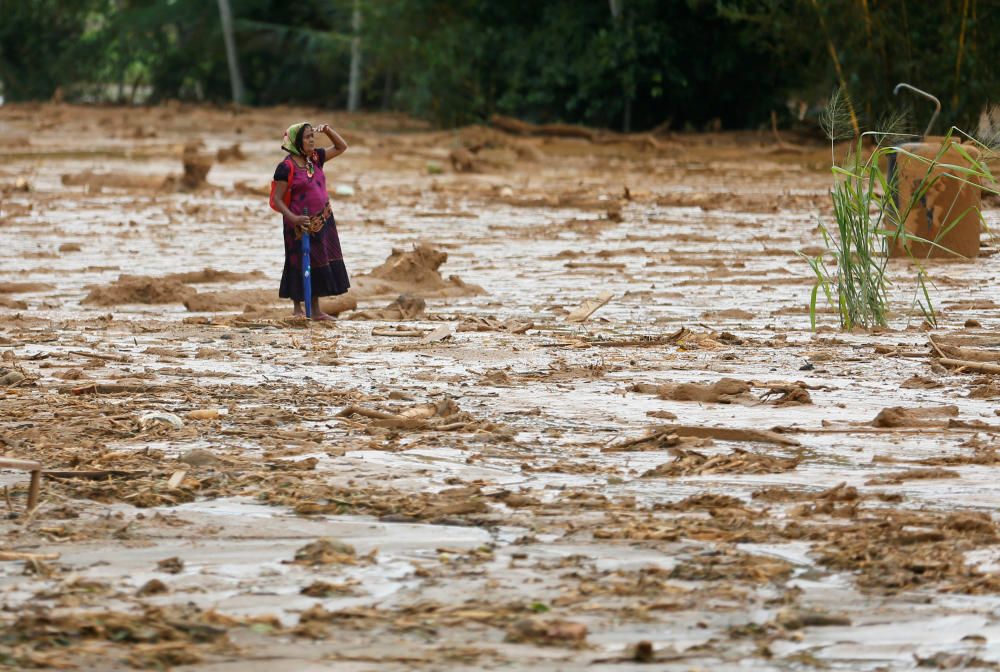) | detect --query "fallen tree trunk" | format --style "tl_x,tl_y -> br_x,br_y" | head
936,357 -> 1000,375
489,114 -> 665,150
490,114 -> 597,140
